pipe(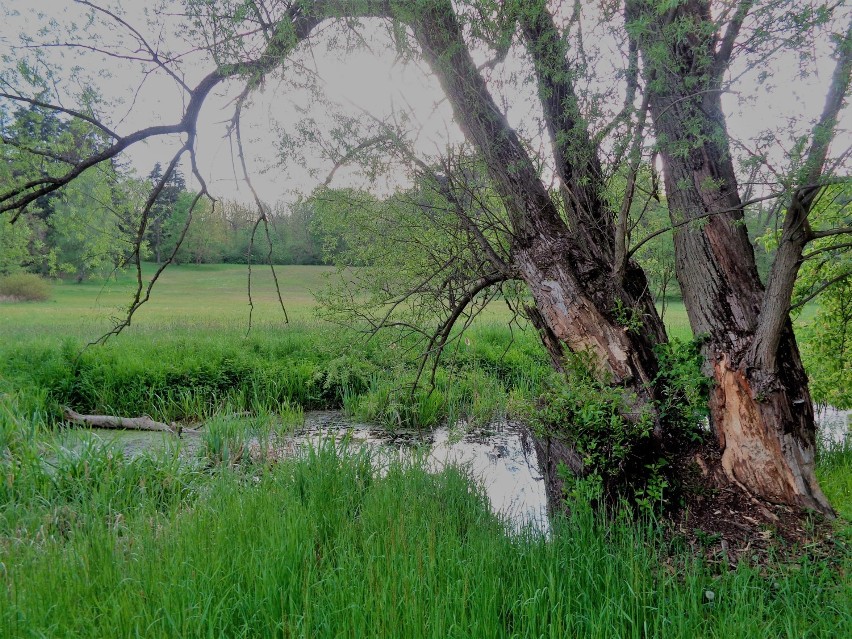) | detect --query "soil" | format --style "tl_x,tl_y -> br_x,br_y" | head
670,443 -> 847,569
